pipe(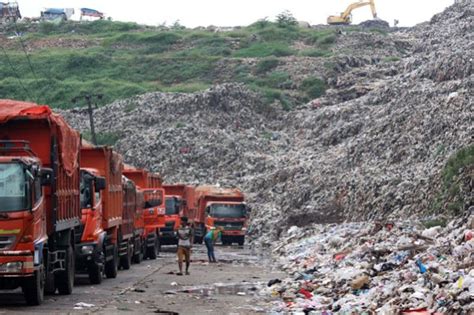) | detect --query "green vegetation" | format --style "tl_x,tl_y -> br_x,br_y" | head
300,49 -> 332,57
383,56 -> 401,62
431,145 -> 474,215
422,218 -> 447,229
300,77 -> 327,99
442,145 -> 474,188
255,58 -> 279,74
0,19 -> 342,108
233,42 -> 295,58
